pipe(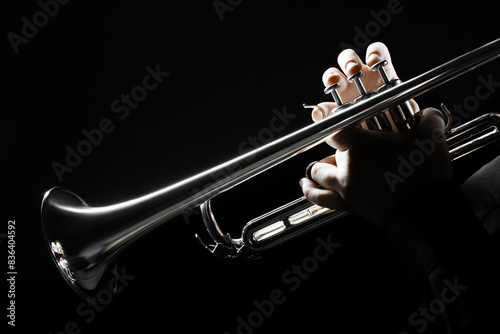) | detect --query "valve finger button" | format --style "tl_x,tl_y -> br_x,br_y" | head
324,83 -> 352,115
370,60 -> 391,85
347,72 -> 377,103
